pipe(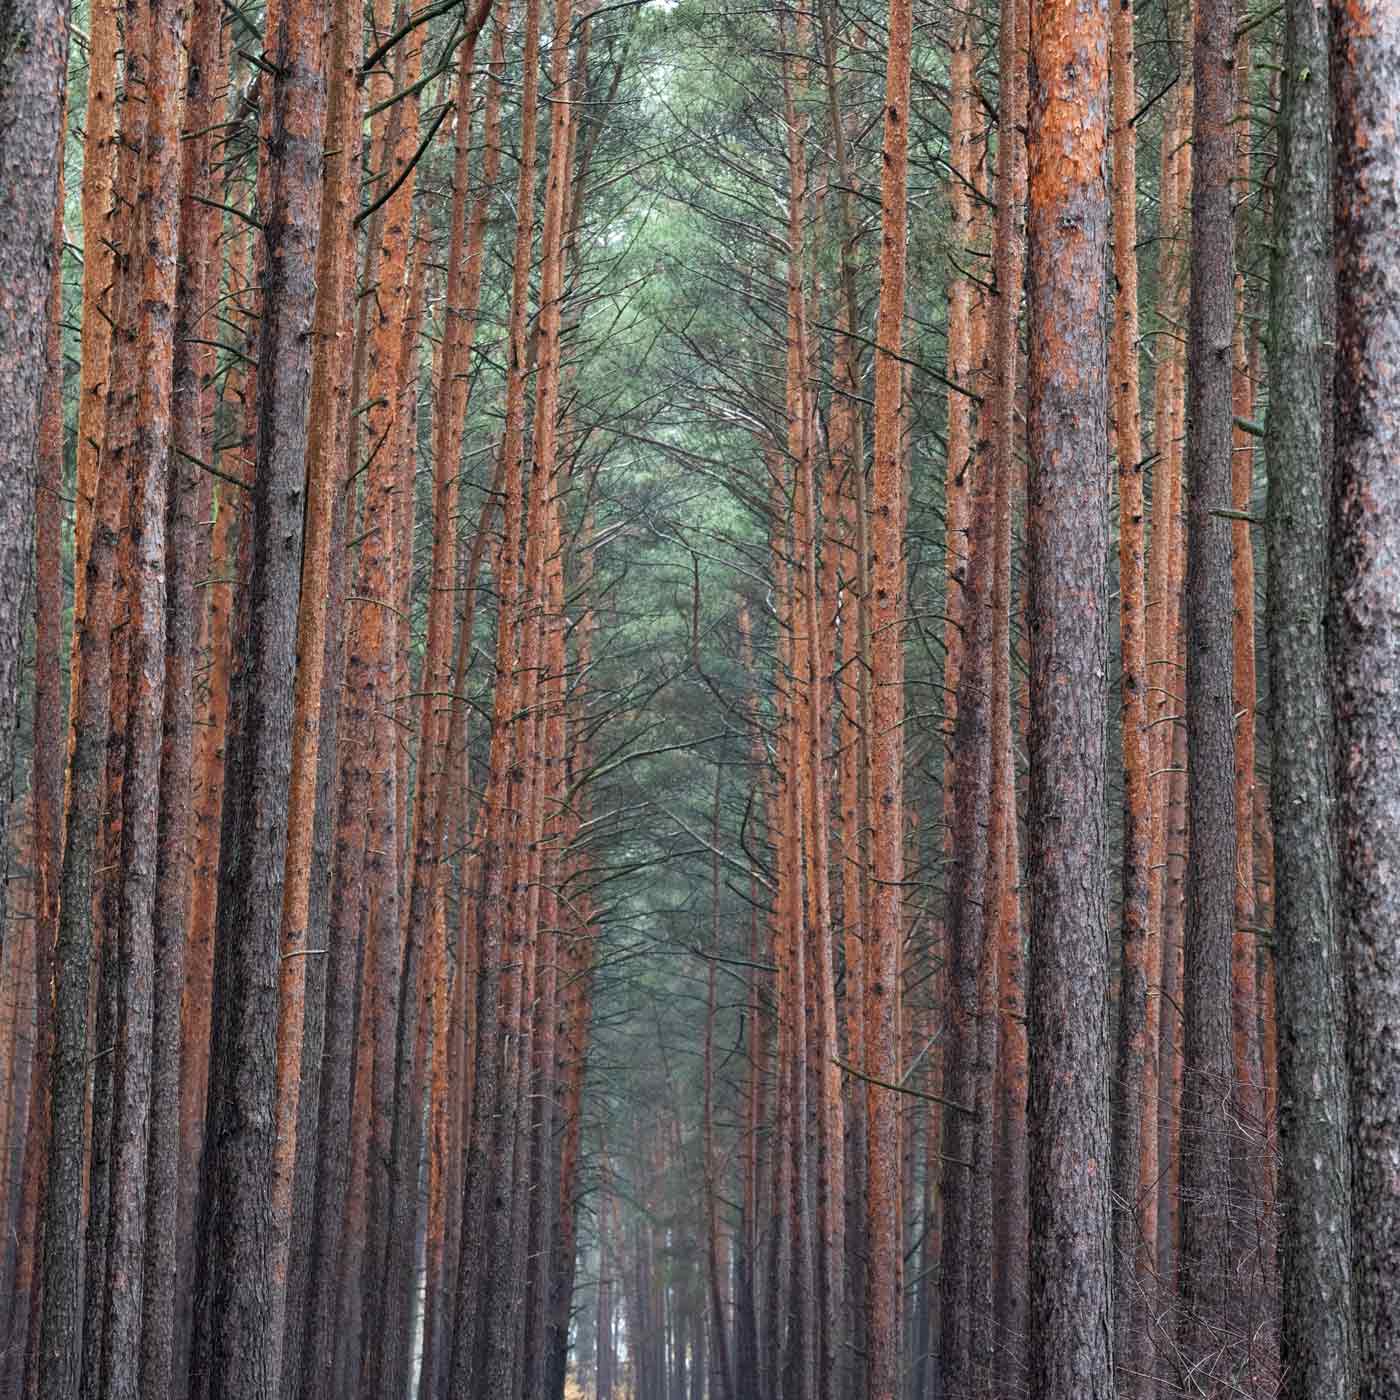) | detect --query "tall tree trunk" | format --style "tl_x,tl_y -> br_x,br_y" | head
83,477 -> 130,1400
1228,36 -> 1270,1360
543,834 -> 592,1400
295,7 -> 381,1394
498,173 -> 550,1400
1025,0 -> 1114,1395
193,0 -> 327,1392
1159,53 -> 1194,1304
1108,0 -> 1154,1377
1331,2 -> 1400,1393
1139,73 -> 1188,1381
270,0 -> 370,1375
776,23 -> 813,1400
0,0 -> 70,971
1179,0 -> 1242,1378
81,5 -> 170,1380
140,3 -> 220,1393
356,18 -> 422,1384
780,21 -> 846,1396
0,814 -> 36,1365
936,39 -> 975,1400
704,773 -> 734,1400
816,14 -> 866,1382
941,42 -> 998,1395
451,0 -> 540,1385
519,17 -> 578,1378
405,16 -> 497,1400
335,913 -> 376,1396
1266,0 -> 1352,1390
69,0 -> 119,733
18,90 -> 67,1400
179,86 -> 241,1372
429,19 -> 506,1381
49,39 -> 121,1361
279,0 -> 362,1389
866,0 -> 911,1392
597,1181 -> 615,1400
101,1 -> 188,1395
975,0 -> 1030,1385
0,846 -> 36,1329
178,470 -> 233,1384
1254,786 -> 1280,1142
